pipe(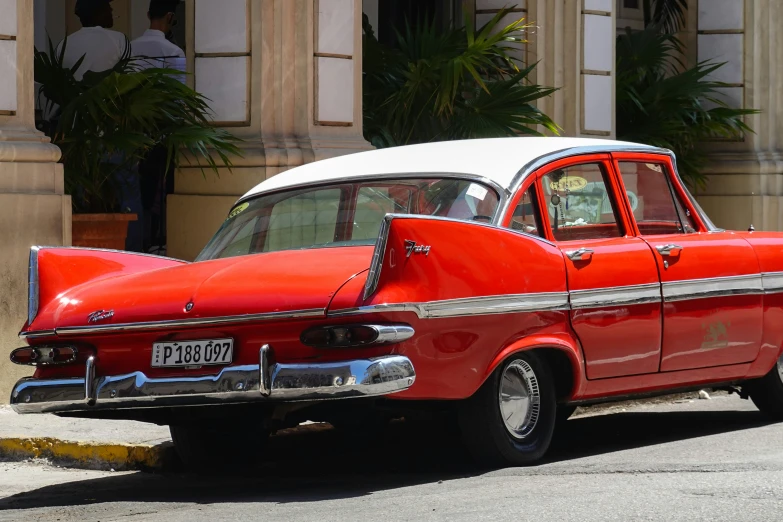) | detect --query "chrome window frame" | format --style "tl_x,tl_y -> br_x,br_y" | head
498,145 -> 720,233
233,172 -> 510,214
